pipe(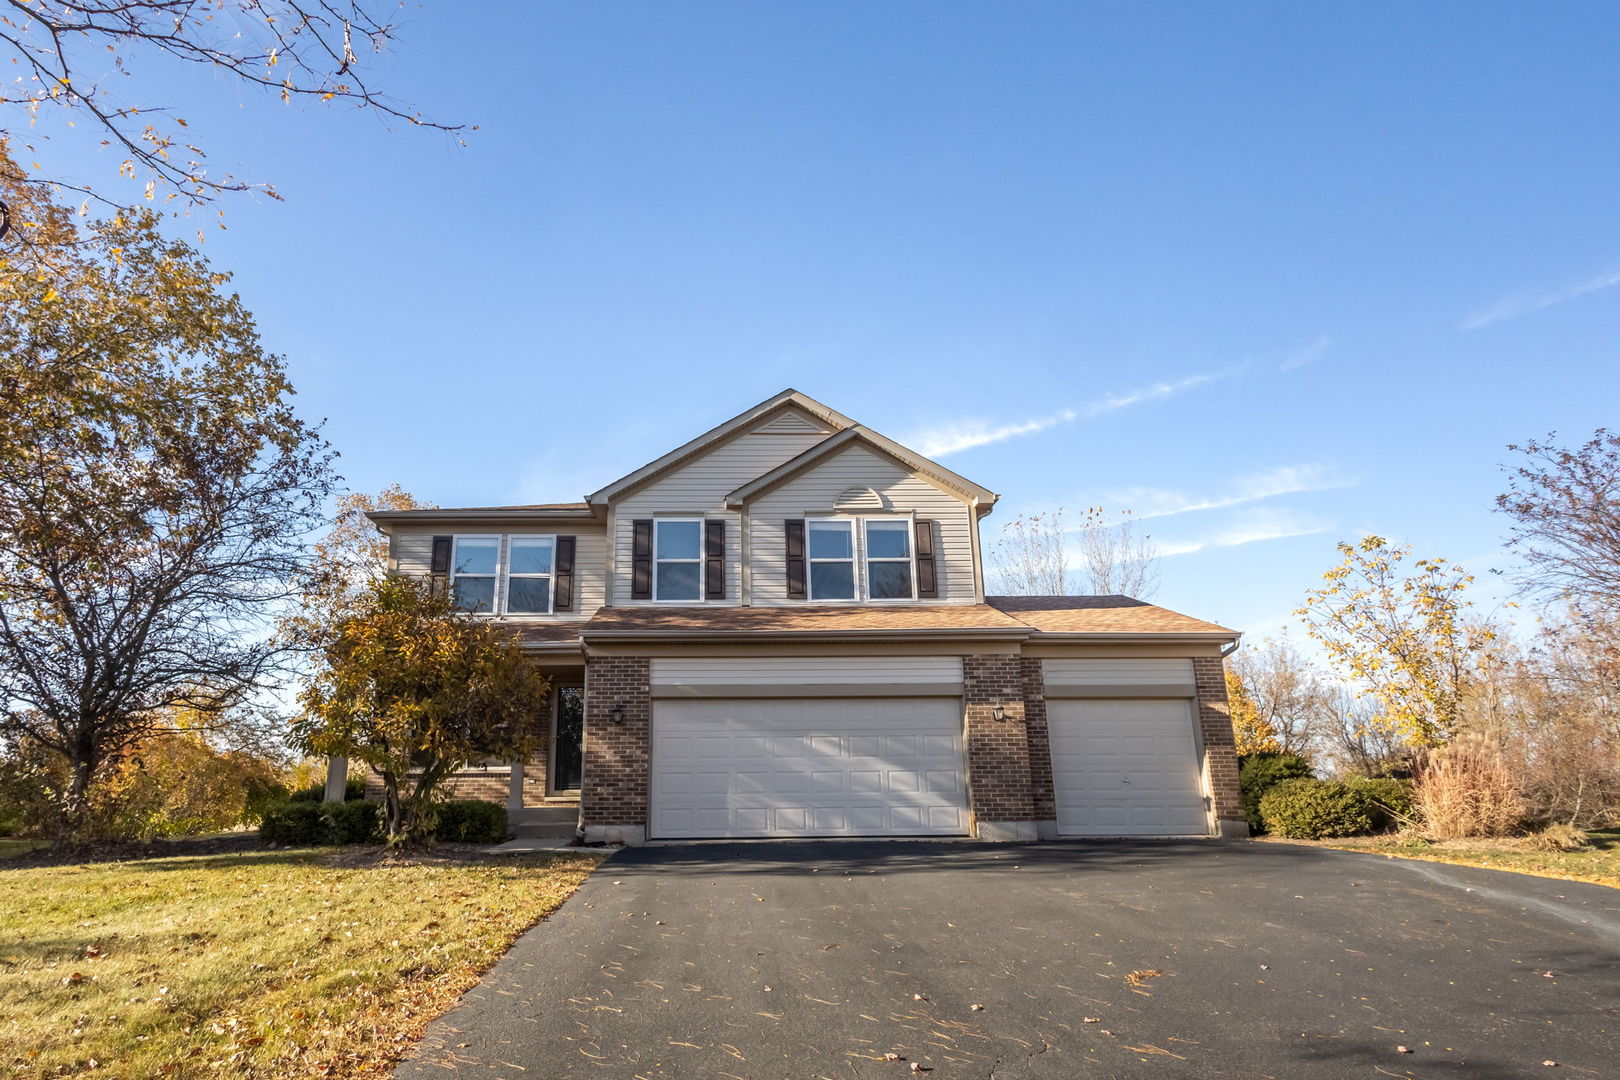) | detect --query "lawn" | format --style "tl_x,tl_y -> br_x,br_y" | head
1289,827 -> 1620,889
0,838 -> 48,860
0,846 -> 604,1078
